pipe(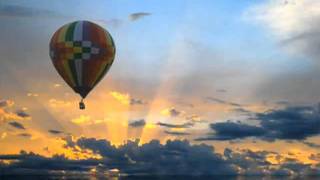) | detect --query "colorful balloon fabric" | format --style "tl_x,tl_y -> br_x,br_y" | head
49,21 -> 115,99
